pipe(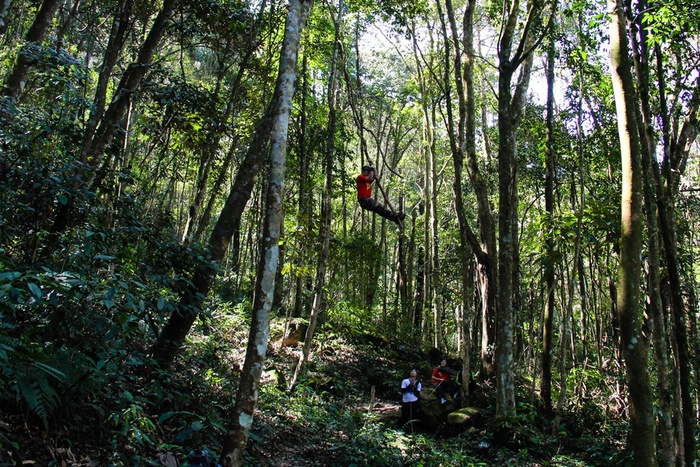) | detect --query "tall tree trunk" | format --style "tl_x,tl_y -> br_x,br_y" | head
151,0 -> 311,368
494,0 -> 540,417
495,63 -> 517,418
609,0 -> 657,463
410,21 -> 438,348
459,10 -> 498,380
627,5 -> 677,463
540,27 -> 556,417
84,0 -> 177,168
79,0 -> 134,164
650,40 -> 699,467
218,1 -> 312,464
288,0 -> 338,389
2,0 -> 62,101
292,53 -> 310,318
428,106 -> 443,349
641,126 -> 676,467
440,0 -> 479,394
